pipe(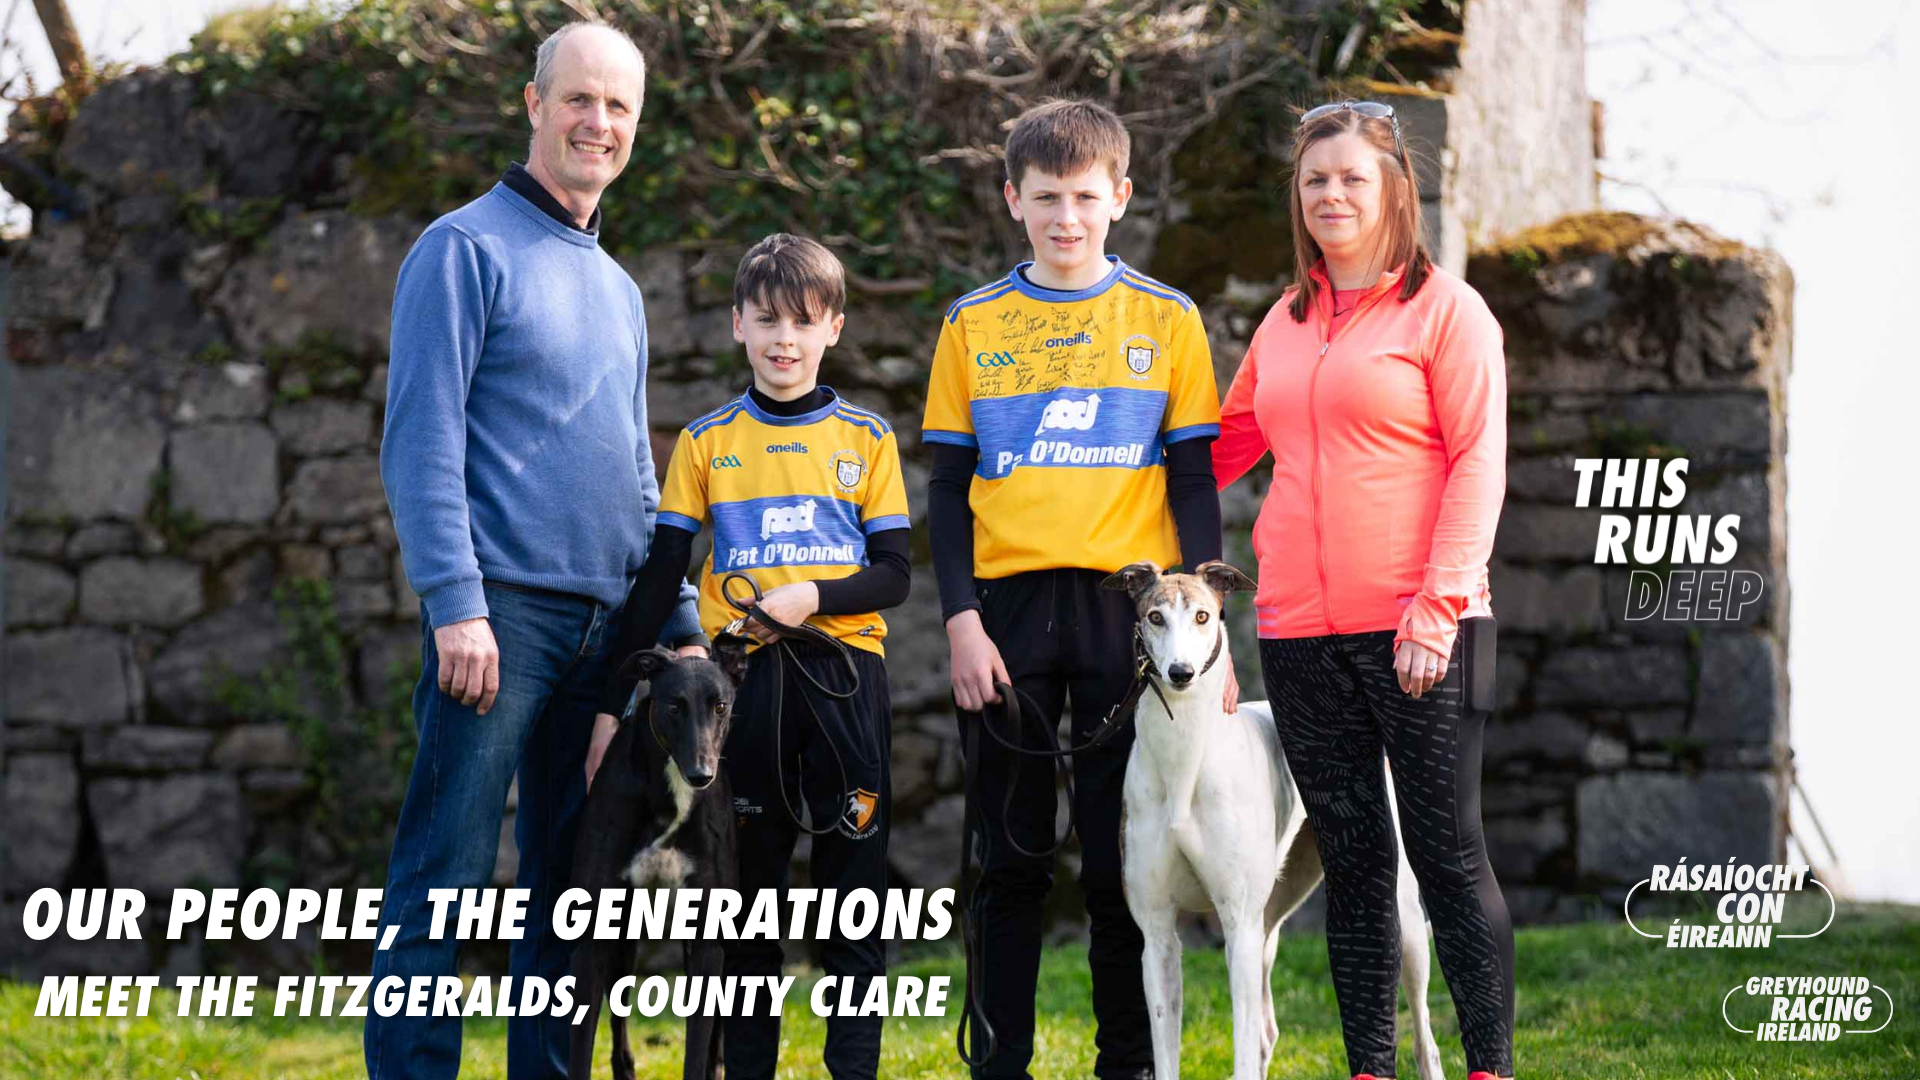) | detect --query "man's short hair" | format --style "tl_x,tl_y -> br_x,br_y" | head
533,21 -> 646,101
733,234 -> 847,320
1003,99 -> 1130,191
